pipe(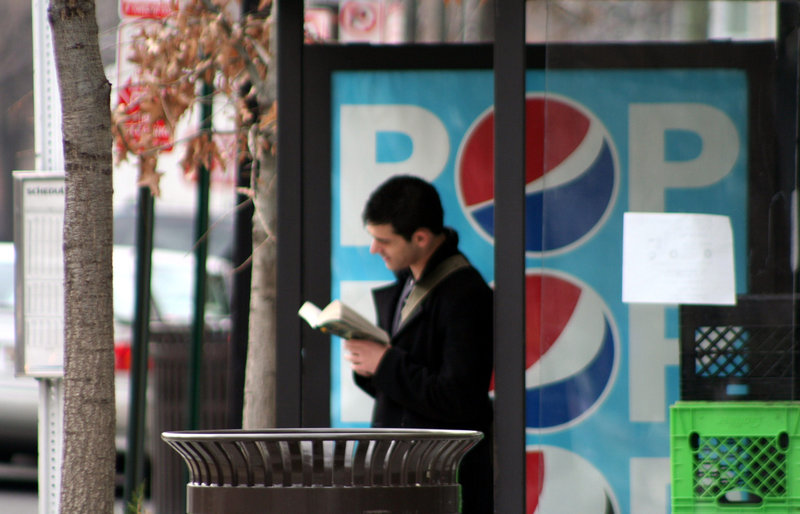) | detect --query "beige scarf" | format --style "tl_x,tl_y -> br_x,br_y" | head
399,254 -> 470,327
